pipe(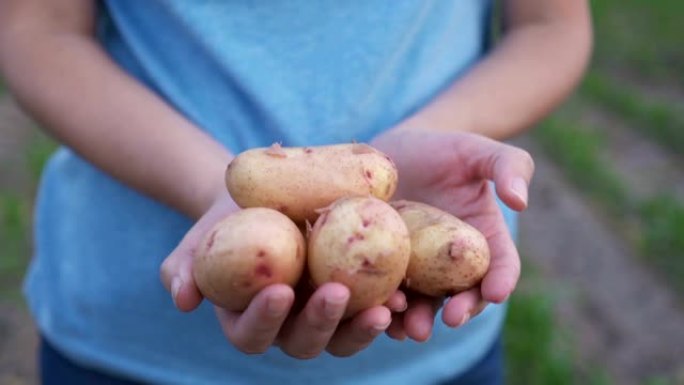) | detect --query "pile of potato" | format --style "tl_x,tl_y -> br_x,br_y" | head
193,143 -> 490,316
